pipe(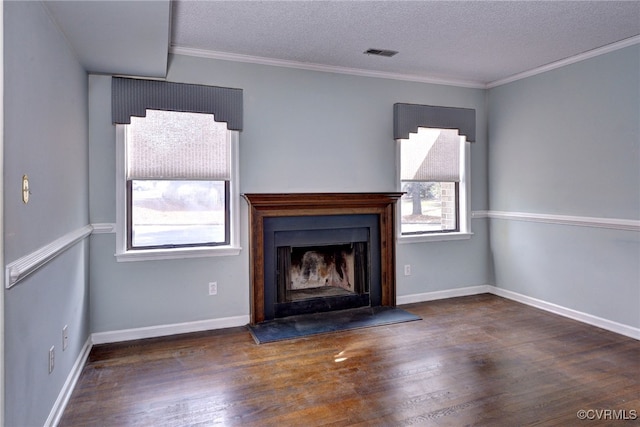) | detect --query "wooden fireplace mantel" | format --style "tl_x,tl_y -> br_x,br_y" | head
242,192 -> 403,324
